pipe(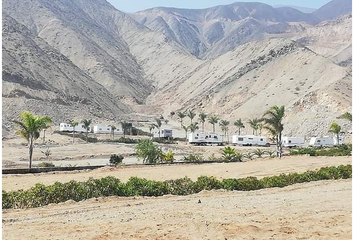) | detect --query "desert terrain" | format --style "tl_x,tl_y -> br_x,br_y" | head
2,179 -> 351,240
